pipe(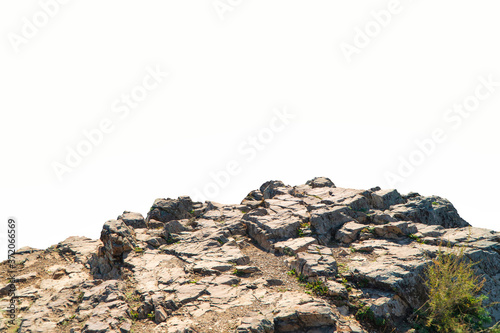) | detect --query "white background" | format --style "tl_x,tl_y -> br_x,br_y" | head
1,0 -> 499,261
